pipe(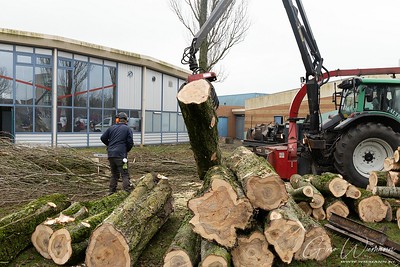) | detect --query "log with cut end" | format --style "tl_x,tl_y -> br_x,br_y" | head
324,197 -> 349,220
188,165 -> 253,248
372,186 -> 400,198
345,184 -> 361,199
177,79 -> 221,180
312,207 -> 326,221
264,199 -> 306,264
0,193 -> 70,264
32,202 -> 88,259
309,172 -> 349,197
225,146 -> 288,210
231,231 -> 274,267
49,210 -> 112,265
47,191 -> 129,265
85,177 -> 173,267
285,183 -> 314,202
199,239 -> 231,267
163,213 -> 201,267
290,174 -> 324,209
394,147 -> 400,162
49,174 -> 156,265
397,208 -> 400,229
369,171 -> 389,191
387,171 -> 400,187
383,198 -> 400,221
289,198 -> 332,262
384,157 -> 400,171
297,202 -> 312,216
347,189 -> 388,223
